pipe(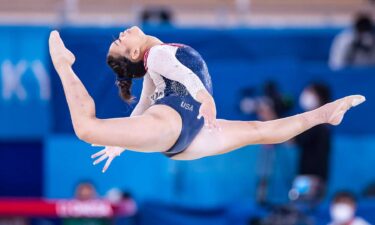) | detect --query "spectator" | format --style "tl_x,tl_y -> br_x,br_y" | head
296,83 -> 331,183
64,181 -> 108,225
141,8 -> 173,26
329,12 -> 375,70
75,181 -> 97,201
239,81 -> 293,121
329,192 -> 370,225
106,188 -> 138,225
291,83 -> 331,202
239,81 -> 293,204
106,188 -> 137,216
